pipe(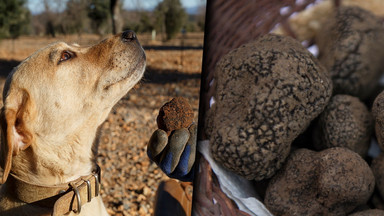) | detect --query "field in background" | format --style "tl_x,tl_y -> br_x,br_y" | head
0,32 -> 204,216
0,32 -> 204,61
